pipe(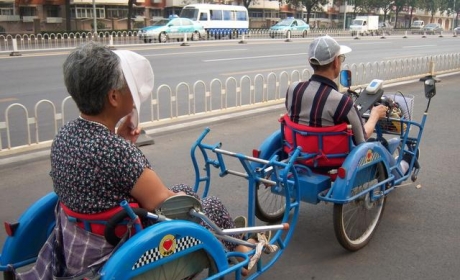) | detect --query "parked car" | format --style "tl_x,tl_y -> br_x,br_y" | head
377,22 -> 393,35
138,15 -> 206,43
422,23 -> 444,35
411,20 -> 425,34
269,17 -> 310,38
455,26 -> 460,35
